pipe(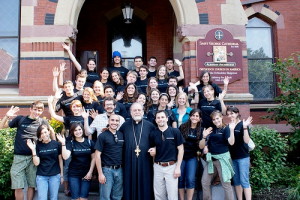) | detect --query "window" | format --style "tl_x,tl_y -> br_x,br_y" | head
246,17 -> 275,100
0,0 -> 20,84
